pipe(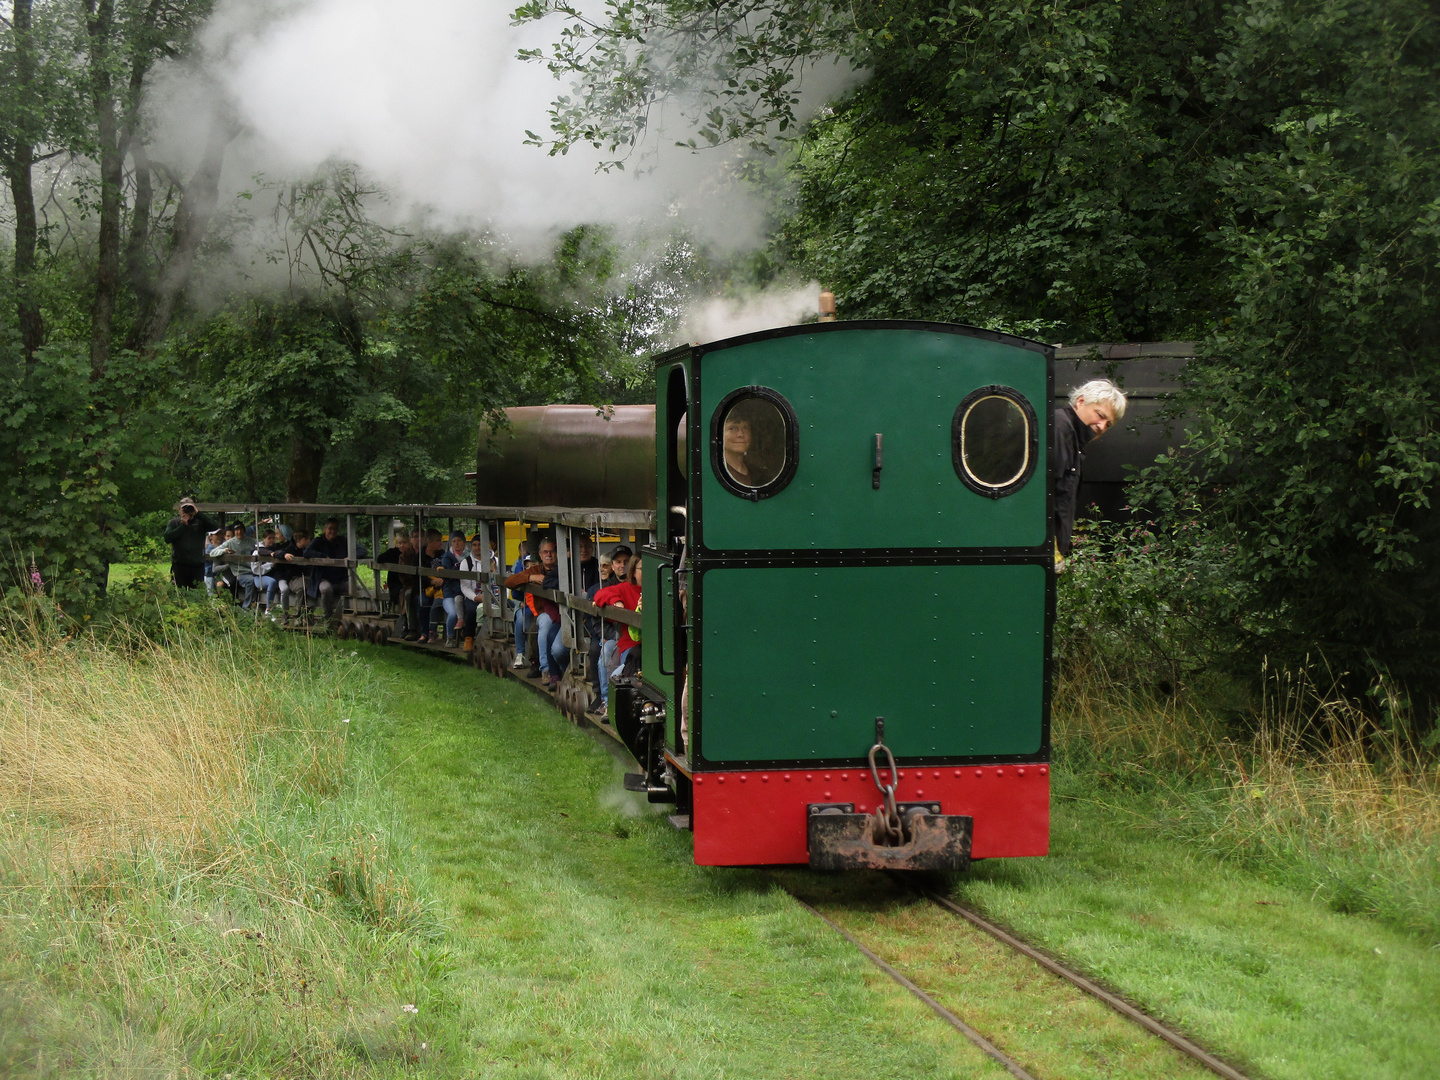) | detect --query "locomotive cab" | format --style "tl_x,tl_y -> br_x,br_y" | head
645,322 -> 1054,869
